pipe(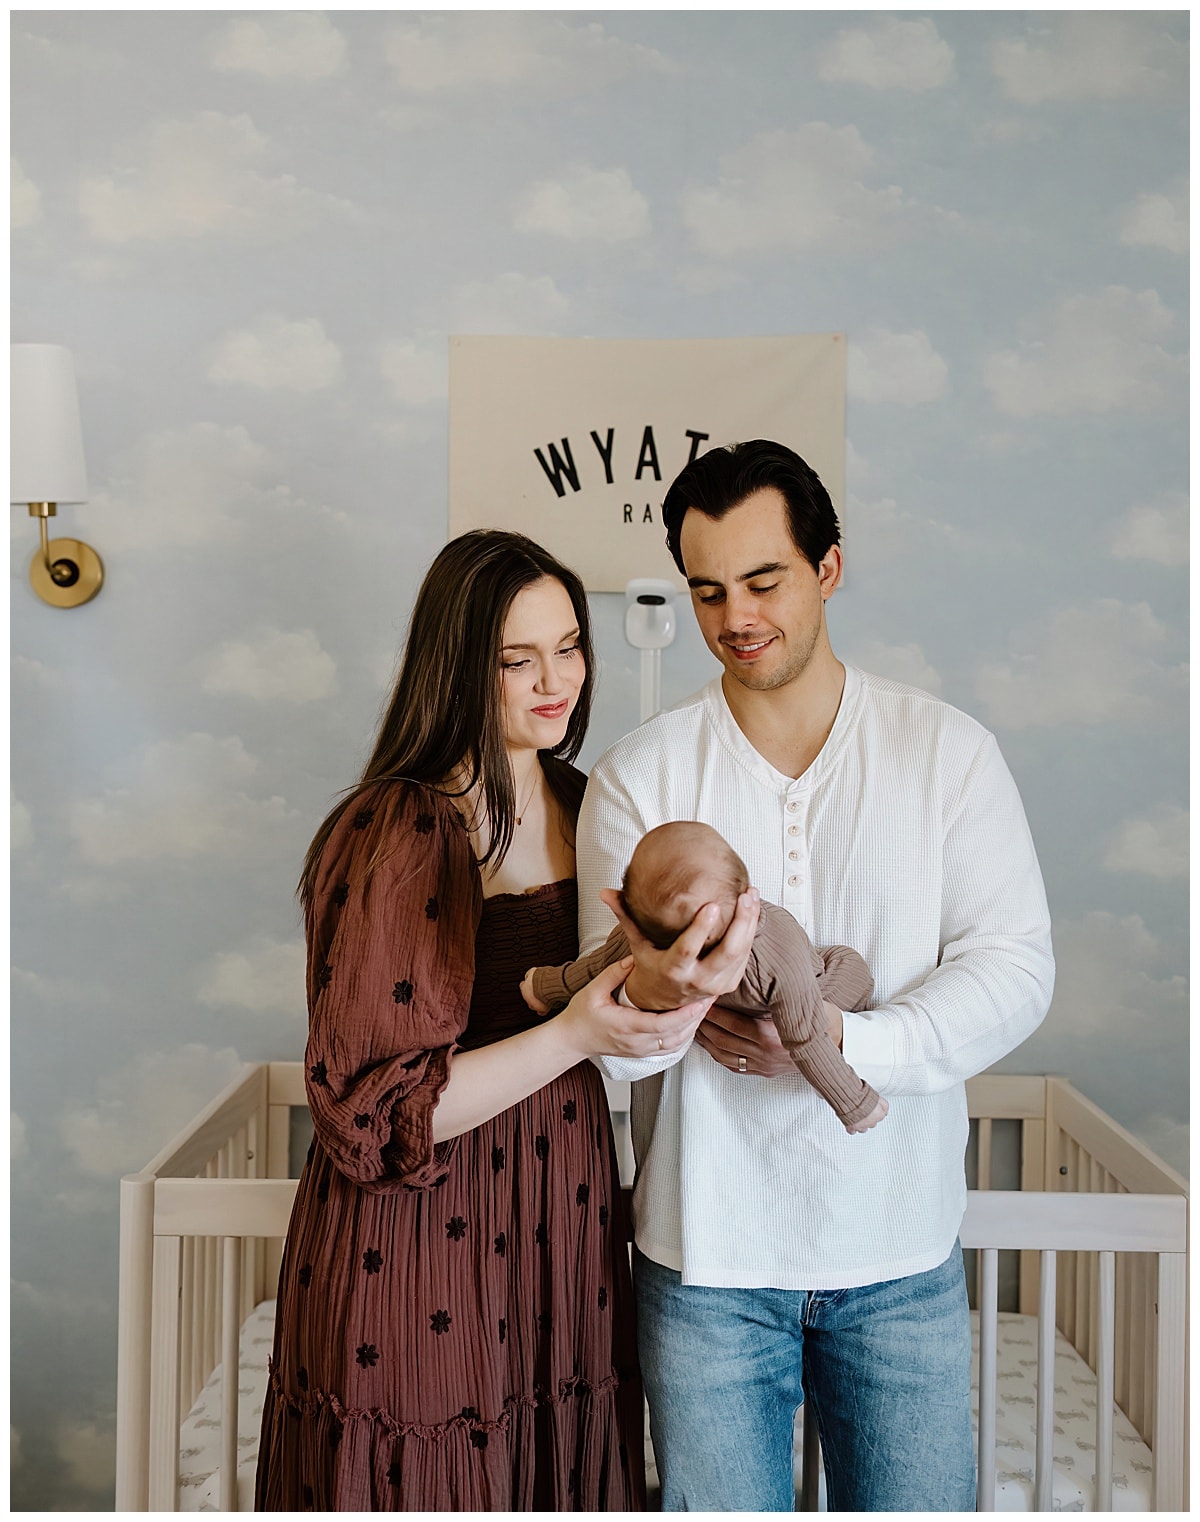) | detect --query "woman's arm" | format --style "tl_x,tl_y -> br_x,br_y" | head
431,956 -> 710,1141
